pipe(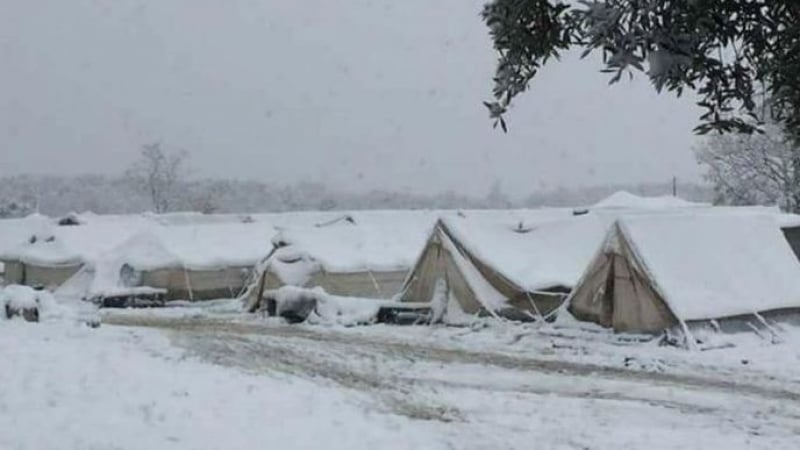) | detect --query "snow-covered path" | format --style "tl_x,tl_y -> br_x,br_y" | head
100,315 -> 800,449
0,320 -> 449,450
3,307 -> 800,449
